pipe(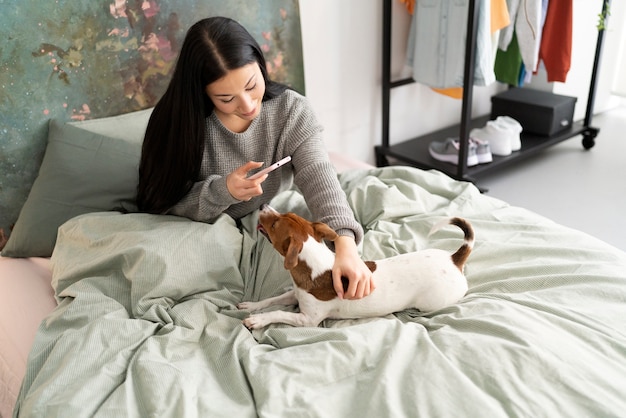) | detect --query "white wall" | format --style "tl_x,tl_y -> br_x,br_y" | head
299,0 -> 625,165
552,0 -> 625,116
